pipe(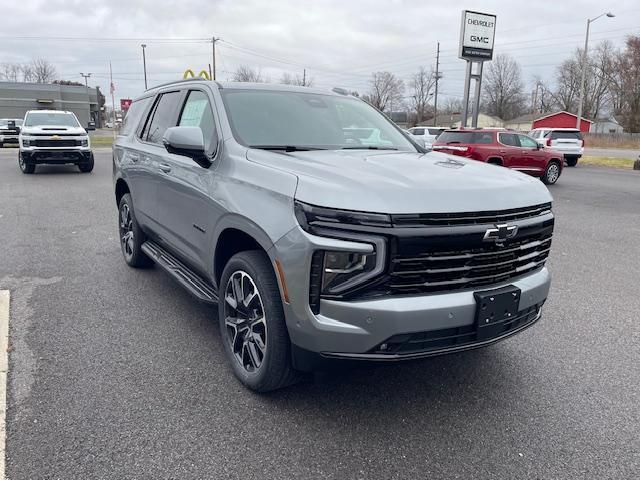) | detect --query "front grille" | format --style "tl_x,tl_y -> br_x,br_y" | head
33,139 -> 80,147
370,305 -> 540,355
387,229 -> 552,295
391,203 -> 552,227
